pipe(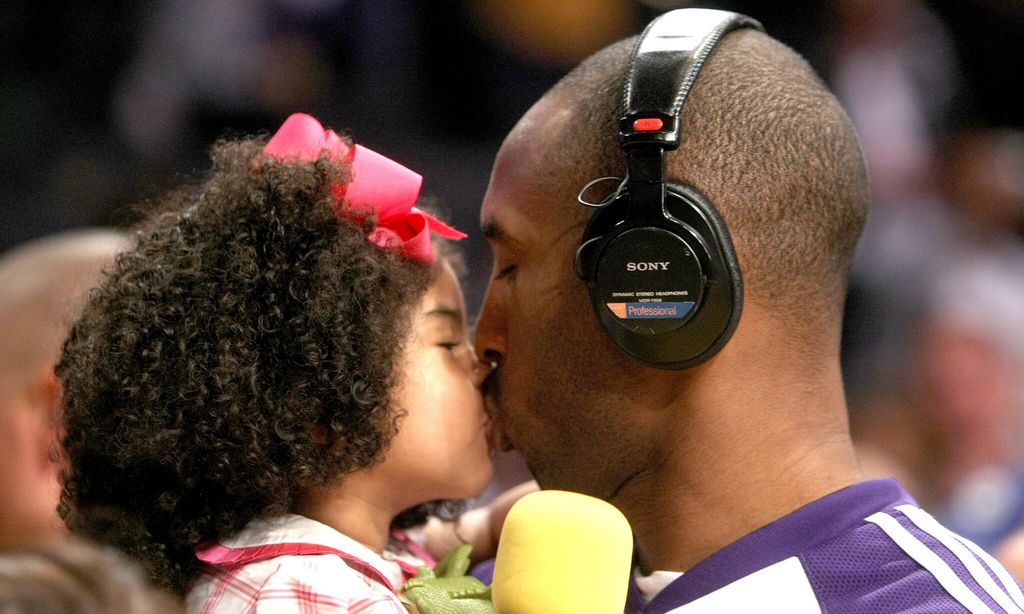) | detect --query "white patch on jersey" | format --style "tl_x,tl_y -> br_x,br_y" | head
664,557 -> 821,614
